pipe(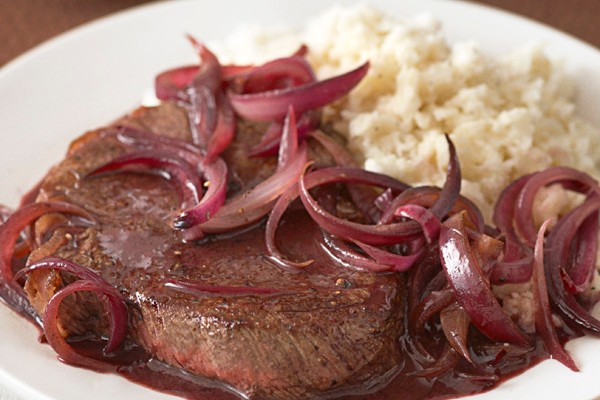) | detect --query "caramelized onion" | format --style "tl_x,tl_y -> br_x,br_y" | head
439,213 -> 528,346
